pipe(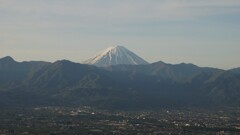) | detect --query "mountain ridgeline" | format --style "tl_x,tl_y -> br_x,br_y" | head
0,55 -> 240,109
0,57 -> 240,109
